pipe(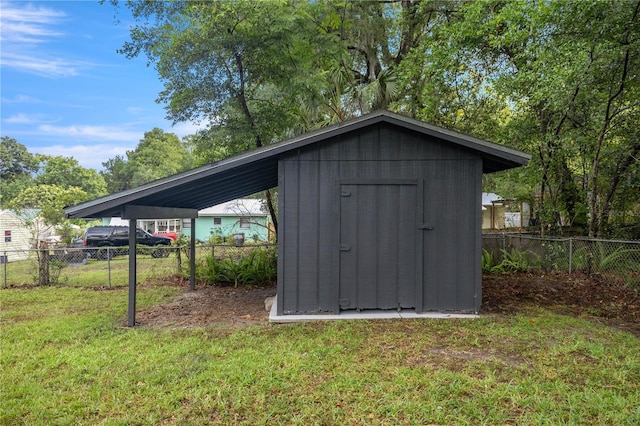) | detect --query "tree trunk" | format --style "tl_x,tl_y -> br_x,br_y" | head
38,241 -> 50,286
234,52 -> 279,240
